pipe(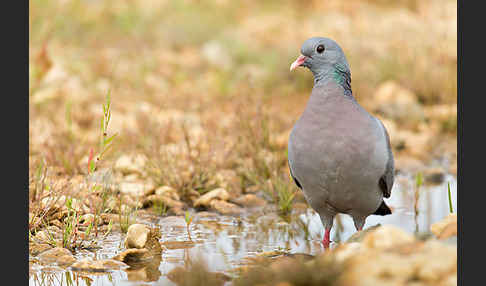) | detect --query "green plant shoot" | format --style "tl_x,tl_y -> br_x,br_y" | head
447,182 -> 454,213
415,172 -> 423,188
